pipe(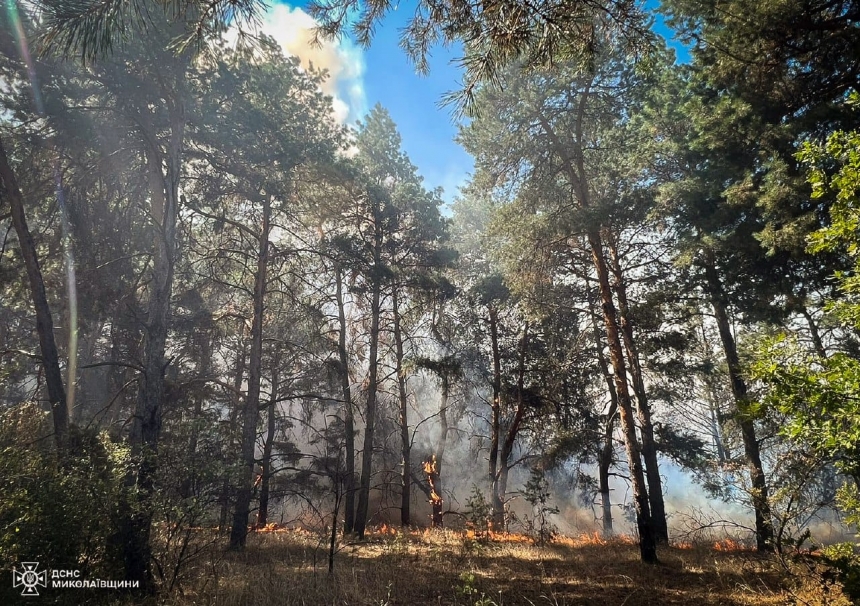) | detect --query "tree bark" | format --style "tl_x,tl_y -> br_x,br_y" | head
354,214 -> 383,539
392,288 -> 411,526
589,280 -> 618,536
493,322 -> 529,529
588,230 -> 657,563
220,340 -> 246,531
0,136 -> 69,455
608,237 -> 668,543
230,194 -> 270,549
432,375 -> 449,527
122,106 -> 184,588
335,265 -> 356,534
702,248 -> 773,552
256,366 -> 278,528
488,307 -> 503,527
